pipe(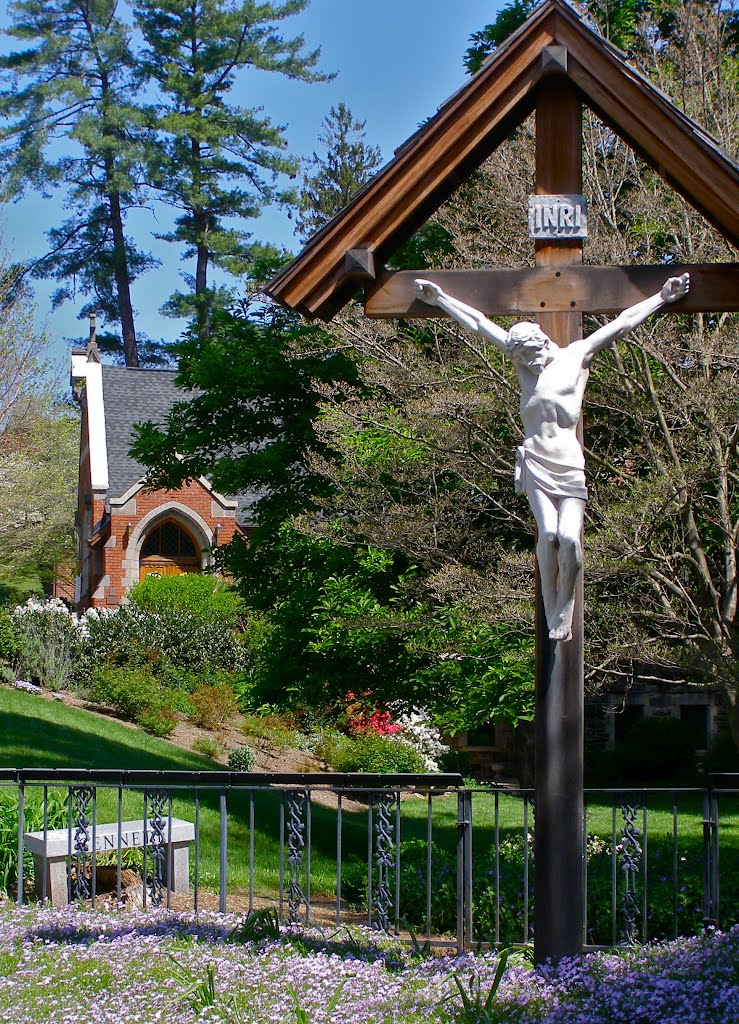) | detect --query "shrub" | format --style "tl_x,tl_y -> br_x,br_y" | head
600,716 -> 700,784
228,746 -> 256,771
188,683 -> 236,730
12,598 -> 81,689
392,707 -> 449,771
320,732 -> 427,774
0,608 -> 18,664
313,729 -> 355,767
706,731 -> 739,774
138,706 -> 178,737
192,736 -> 221,760
86,667 -> 184,735
128,574 -> 245,626
81,603 -> 248,676
87,667 -> 160,720
240,713 -> 299,751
